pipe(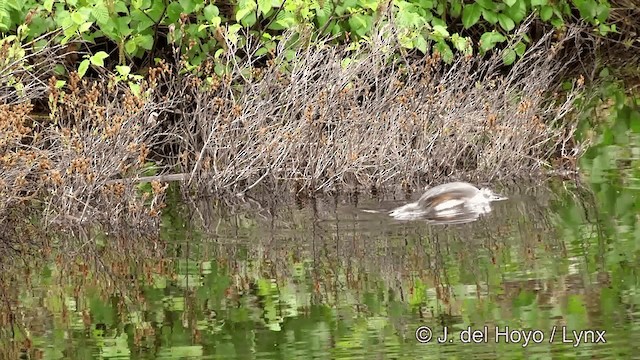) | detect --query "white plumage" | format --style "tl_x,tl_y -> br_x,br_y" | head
389,182 -> 507,222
